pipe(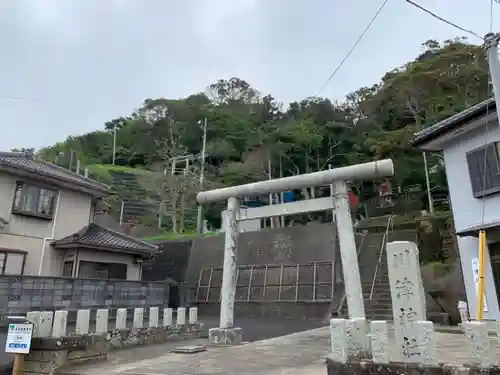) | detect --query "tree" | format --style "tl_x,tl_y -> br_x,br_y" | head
34,36 -> 490,229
